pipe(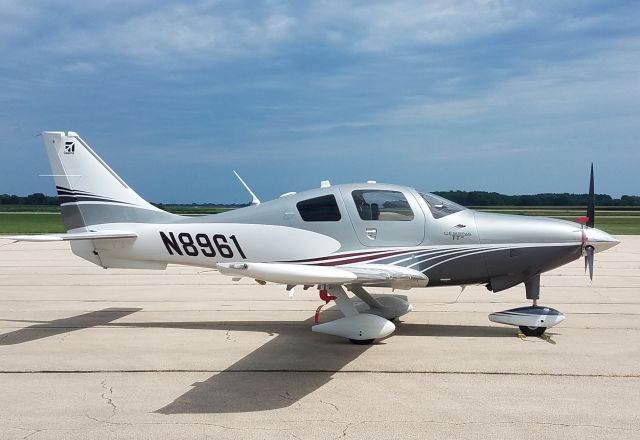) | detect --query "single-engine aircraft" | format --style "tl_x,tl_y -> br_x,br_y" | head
9,132 -> 620,344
